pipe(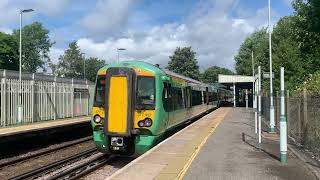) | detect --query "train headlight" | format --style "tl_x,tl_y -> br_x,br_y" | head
138,118 -> 153,127
94,115 -> 102,123
144,118 -> 153,127
138,120 -> 145,127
